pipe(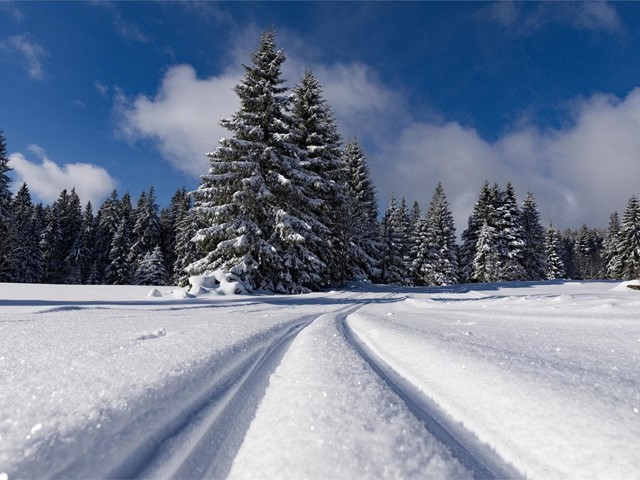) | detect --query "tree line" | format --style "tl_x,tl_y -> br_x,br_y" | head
1,30 -> 638,291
